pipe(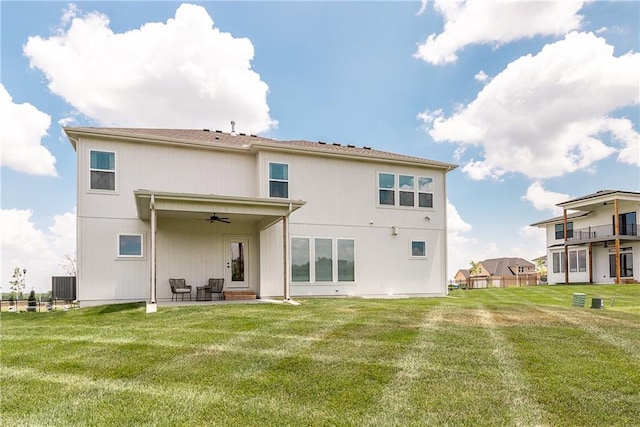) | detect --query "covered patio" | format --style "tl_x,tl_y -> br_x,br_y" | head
134,190 -> 305,311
